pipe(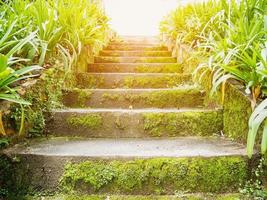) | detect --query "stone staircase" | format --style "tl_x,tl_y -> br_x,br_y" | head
4,36 -> 249,199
